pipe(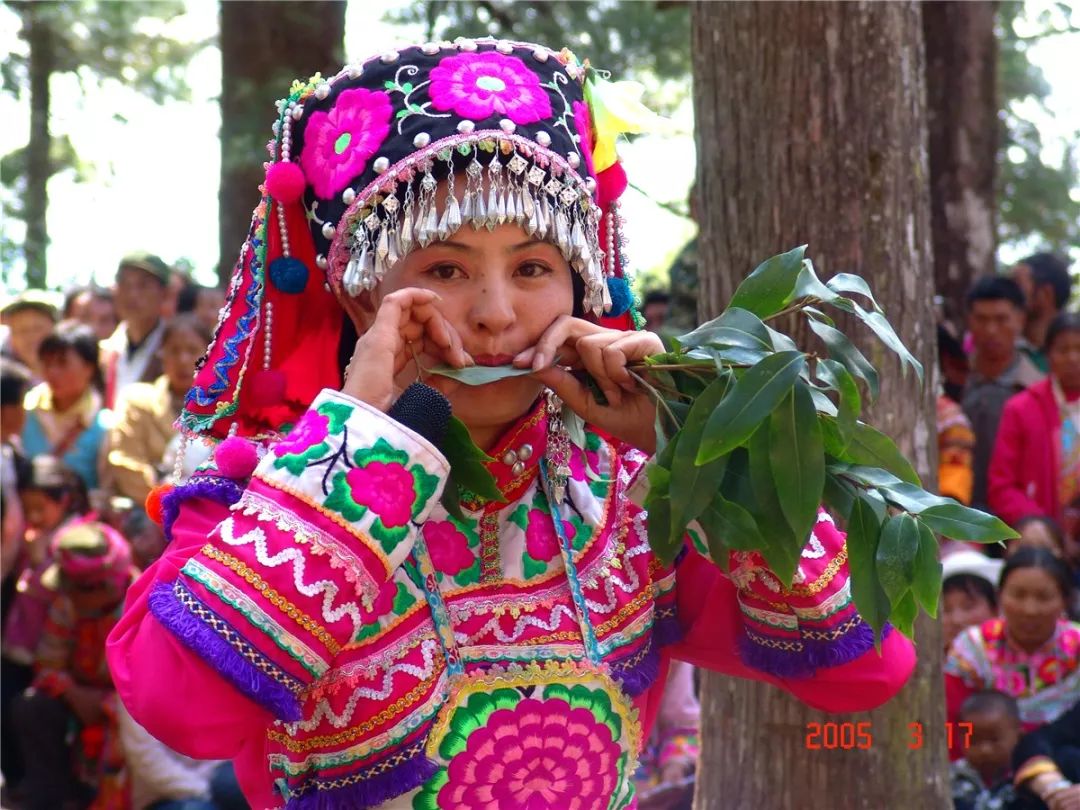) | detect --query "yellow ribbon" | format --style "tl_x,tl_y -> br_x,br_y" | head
583,70 -> 671,173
